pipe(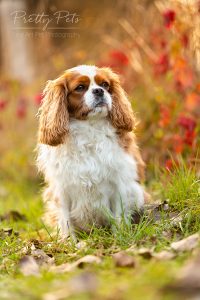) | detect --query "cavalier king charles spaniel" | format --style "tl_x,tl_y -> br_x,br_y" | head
37,65 -> 146,239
